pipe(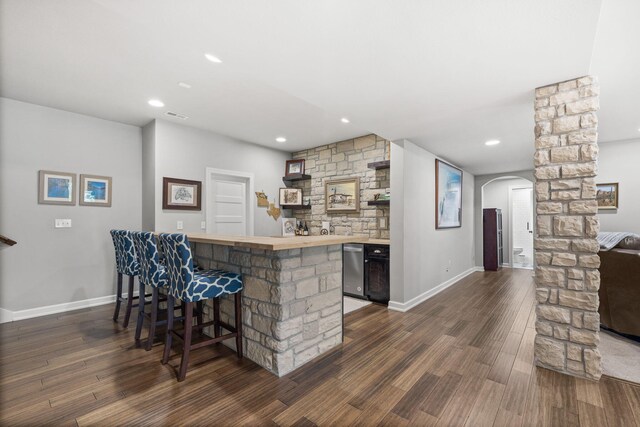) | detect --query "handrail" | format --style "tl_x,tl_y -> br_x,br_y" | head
0,235 -> 17,246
